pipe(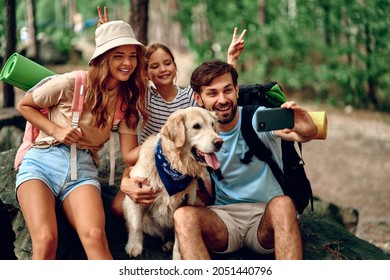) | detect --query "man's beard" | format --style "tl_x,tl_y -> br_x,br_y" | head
215,104 -> 237,124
